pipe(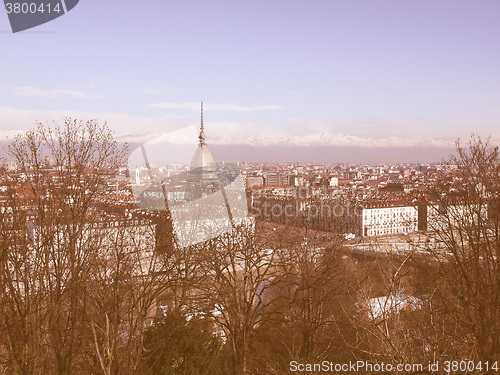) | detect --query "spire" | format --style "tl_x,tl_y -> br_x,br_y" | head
199,101 -> 206,147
